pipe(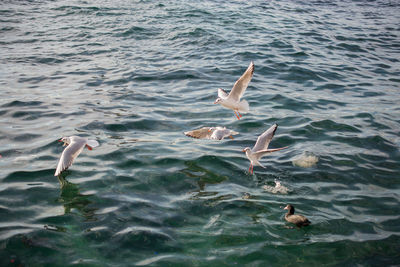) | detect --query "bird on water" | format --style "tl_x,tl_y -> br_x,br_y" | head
283,204 -> 311,227
184,126 -> 238,140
